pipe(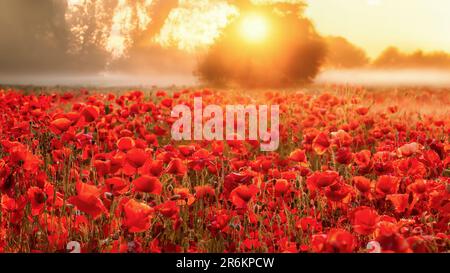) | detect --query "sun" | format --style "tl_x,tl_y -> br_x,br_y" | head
239,13 -> 269,43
